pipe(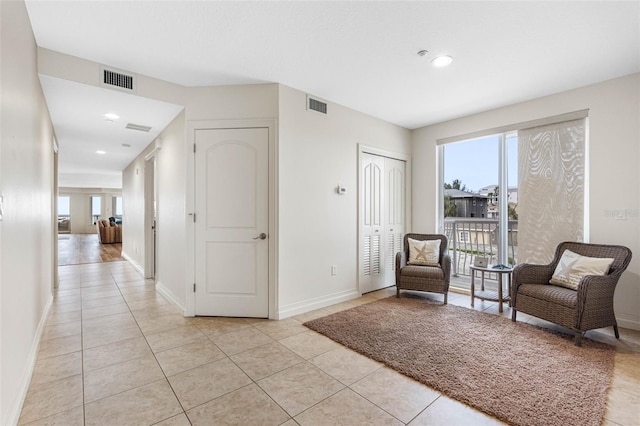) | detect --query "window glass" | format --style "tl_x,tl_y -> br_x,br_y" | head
91,196 -> 101,224
441,133 -> 518,290
115,197 -> 123,216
